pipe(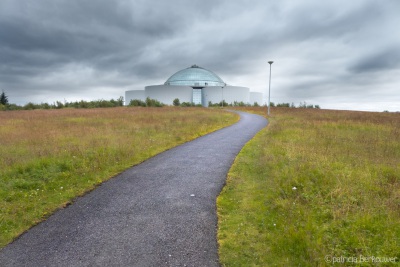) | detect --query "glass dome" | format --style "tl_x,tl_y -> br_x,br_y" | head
165,65 -> 225,87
